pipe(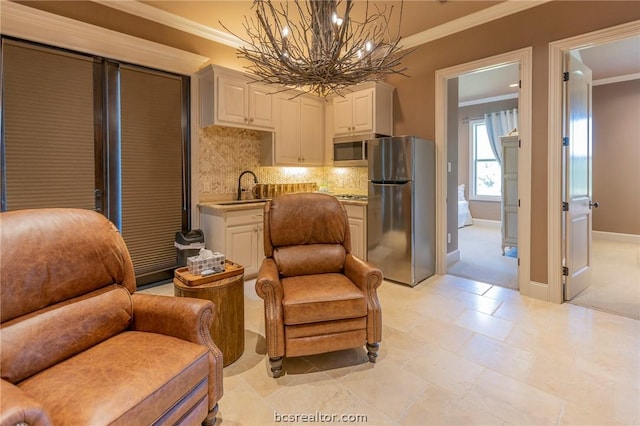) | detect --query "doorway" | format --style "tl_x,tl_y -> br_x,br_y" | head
435,48 -> 532,295
447,64 -> 520,290
548,21 -> 640,309
551,30 -> 640,319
